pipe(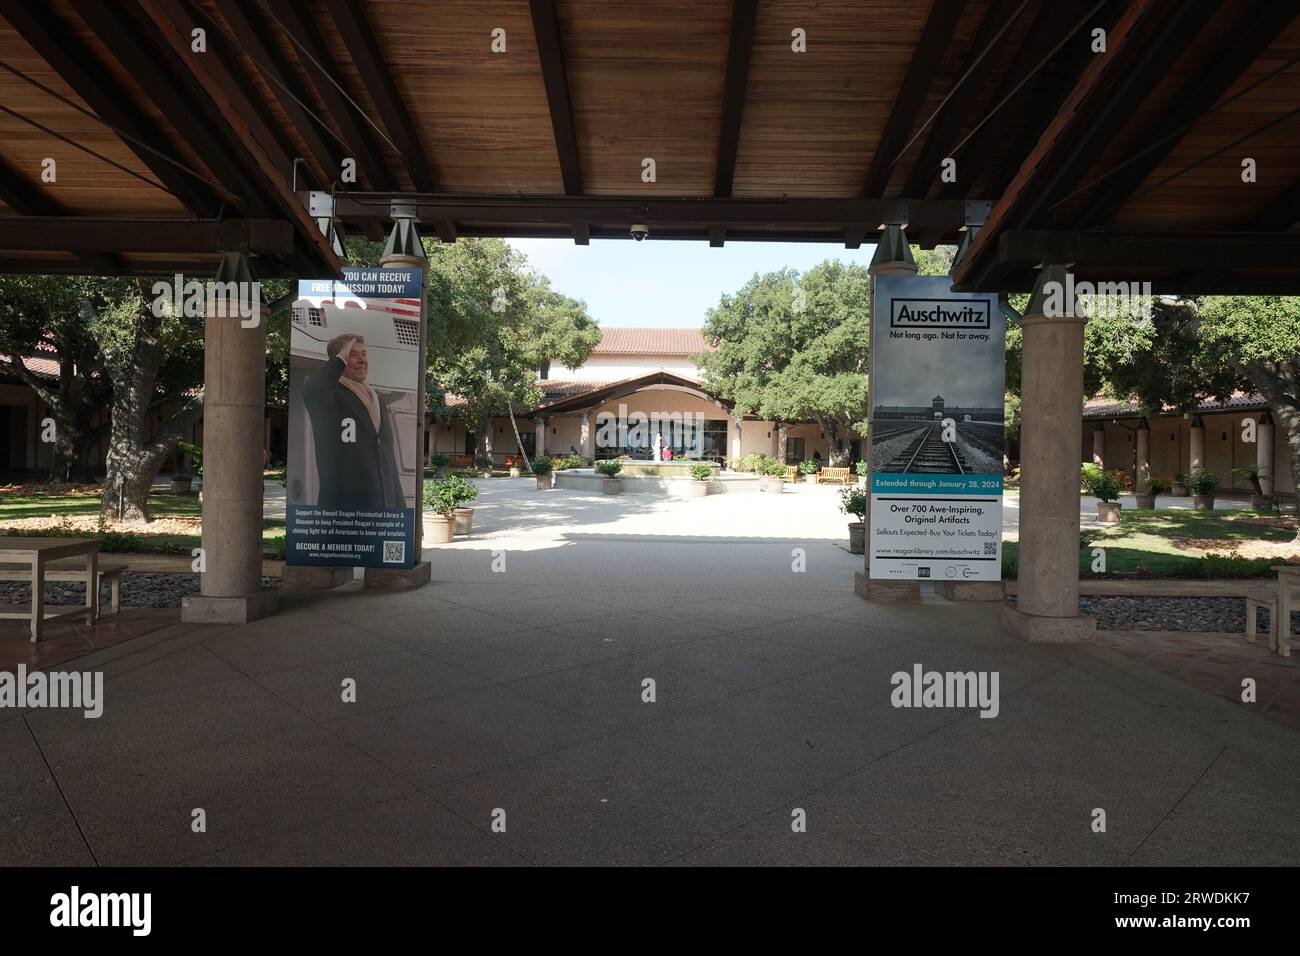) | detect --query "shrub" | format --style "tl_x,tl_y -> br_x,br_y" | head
799,458 -> 820,476
1080,461 -> 1103,486
429,452 -> 450,468
558,453 -> 583,470
1140,476 -> 1171,496
531,457 -> 553,476
690,464 -> 712,481
854,460 -> 869,477
1082,468 -> 1123,502
762,459 -> 788,477
1232,463 -> 1263,494
475,453 -> 493,470
1189,467 -> 1219,496
596,460 -> 622,477
737,453 -> 766,473
423,475 -> 478,516
839,486 -> 867,522
177,440 -> 203,478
